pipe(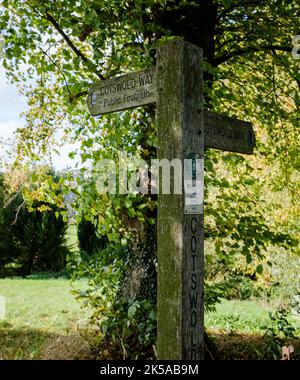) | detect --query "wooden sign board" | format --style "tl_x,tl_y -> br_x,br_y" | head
204,111 -> 255,155
87,67 -> 157,115
87,71 -> 255,155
